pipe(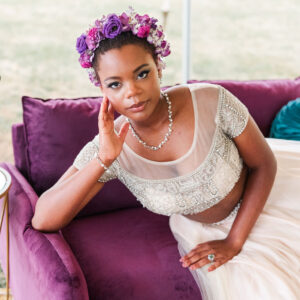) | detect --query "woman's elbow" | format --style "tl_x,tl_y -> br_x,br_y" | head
31,214 -> 61,233
258,153 -> 277,184
269,151 -> 277,178
31,215 -> 47,232
249,151 -> 277,179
